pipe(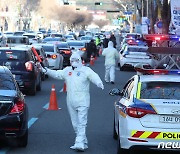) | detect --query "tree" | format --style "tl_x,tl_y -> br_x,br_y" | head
93,20 -> 109,29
